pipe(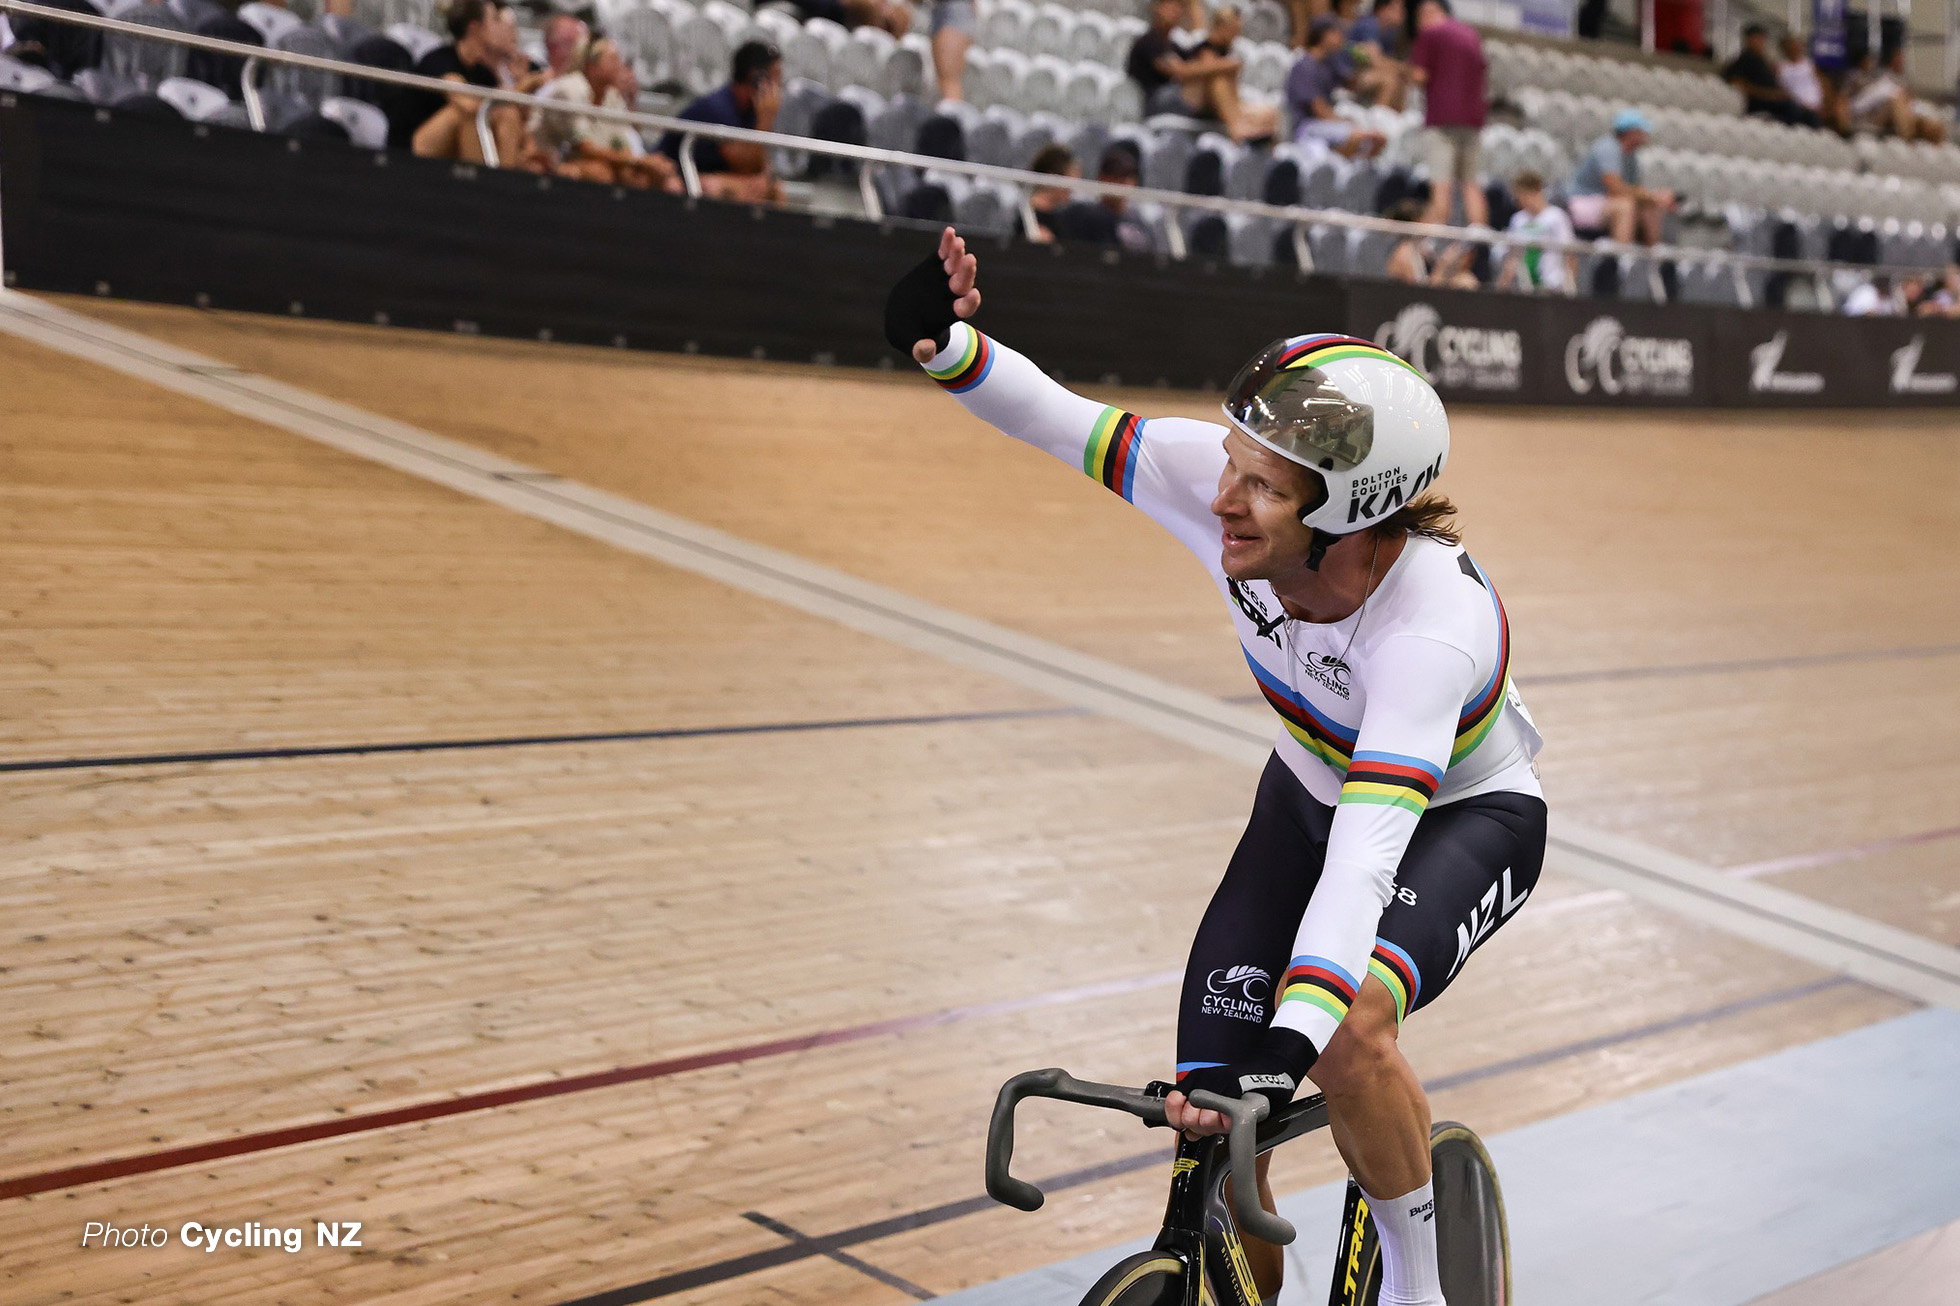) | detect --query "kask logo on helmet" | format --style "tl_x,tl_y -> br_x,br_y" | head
1563,316 -> 1694,397
1345,453 -> 1444,525
1374,303 -> 1523,393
